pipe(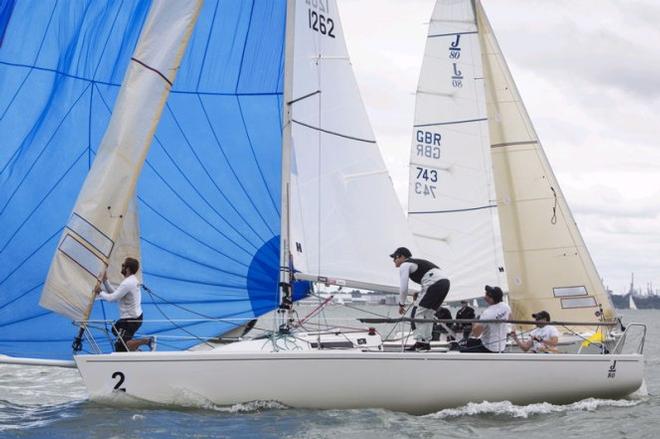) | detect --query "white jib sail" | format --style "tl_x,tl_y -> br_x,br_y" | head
288,0 -> 417,292
39,0 -> 203,321
407,0 -> 505,301
476,0 -> 615,323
